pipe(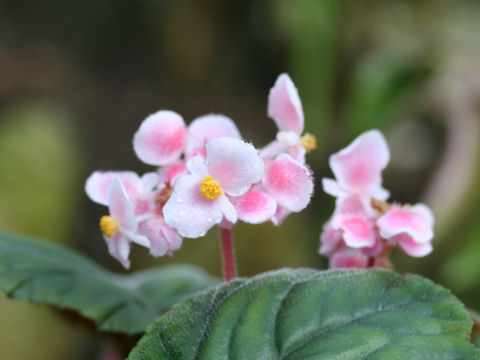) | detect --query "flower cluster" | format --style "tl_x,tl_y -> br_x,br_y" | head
319,130 -> 435,269
86,74 -> 314,268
